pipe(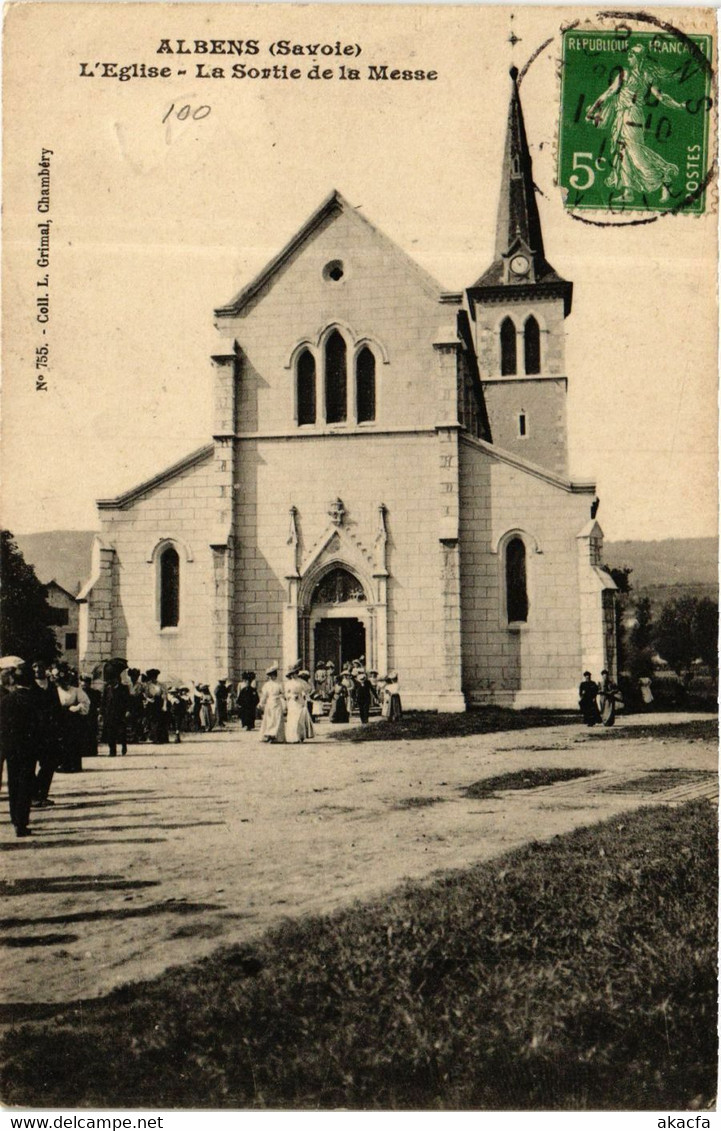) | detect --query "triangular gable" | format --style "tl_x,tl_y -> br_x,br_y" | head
298,518 -> 376,606
97,444 -> 214,511
46,578 -> 78,602
214,189 -> 445,318
577,519 -> 605,541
